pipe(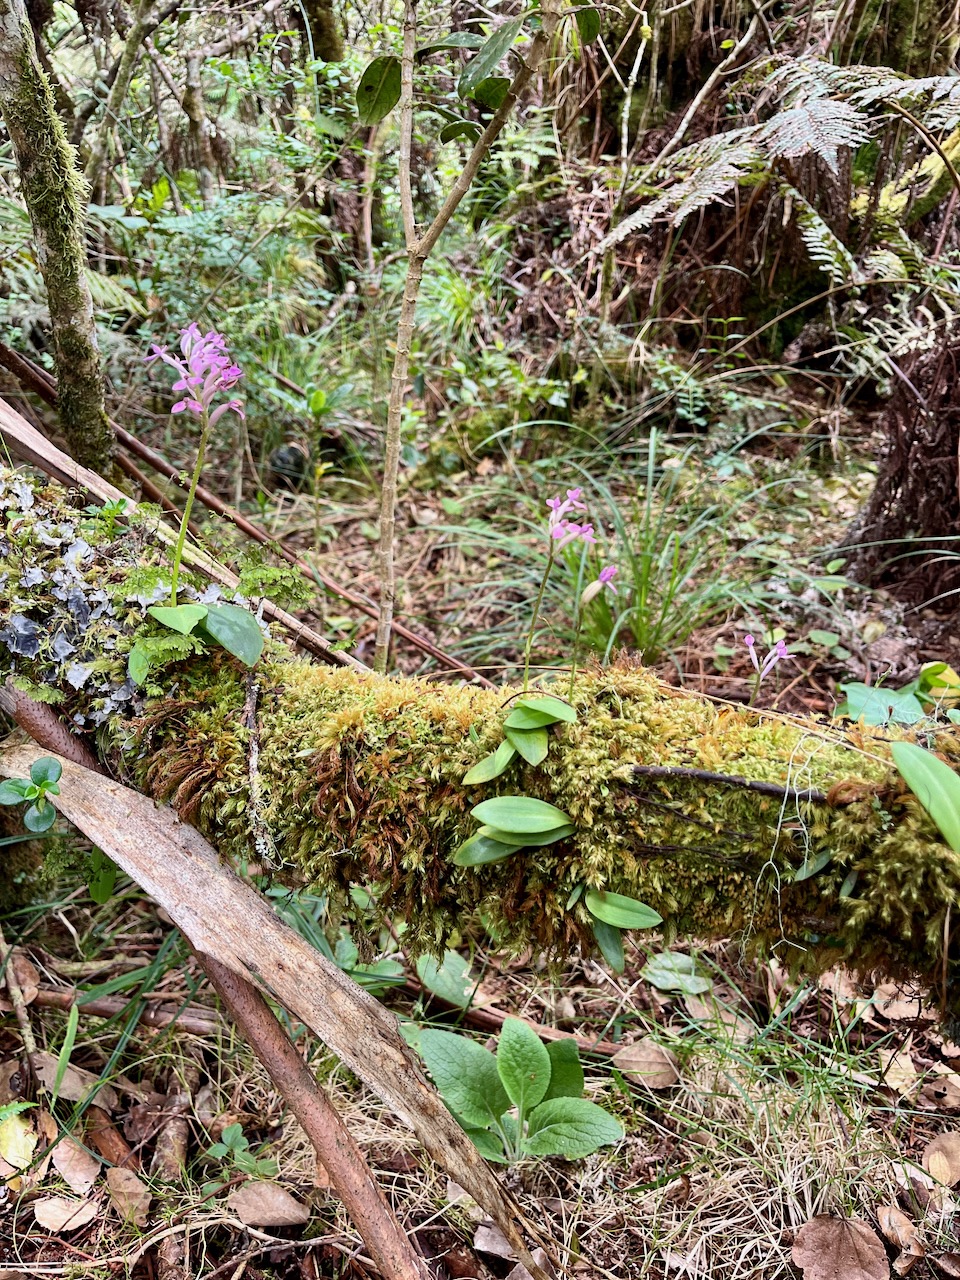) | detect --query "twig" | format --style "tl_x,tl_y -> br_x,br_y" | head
632,764 -> 829,805
0,923 -> 42,1080
32,986 -> 221,1036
